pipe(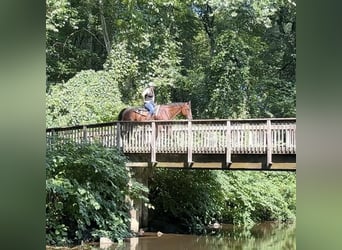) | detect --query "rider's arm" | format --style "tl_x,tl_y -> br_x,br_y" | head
142,88 -> 148,101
